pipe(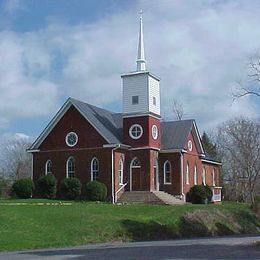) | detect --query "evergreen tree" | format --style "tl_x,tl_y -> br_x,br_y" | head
201,132 -> 218,160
